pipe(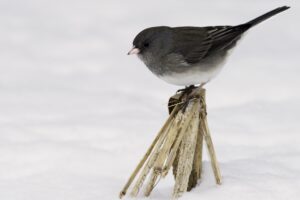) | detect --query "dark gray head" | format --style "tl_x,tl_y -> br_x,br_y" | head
128,26 -> 173,57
